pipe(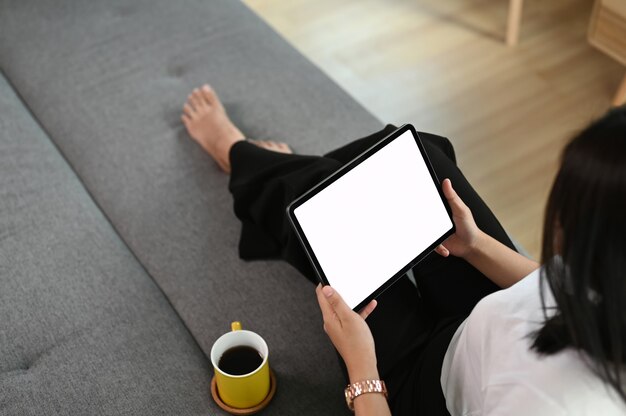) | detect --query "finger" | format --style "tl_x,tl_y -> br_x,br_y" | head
442,179 -> 468,216
322,285 -> 353,320
435,244 -> 449,257
358,299 -> 377,320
